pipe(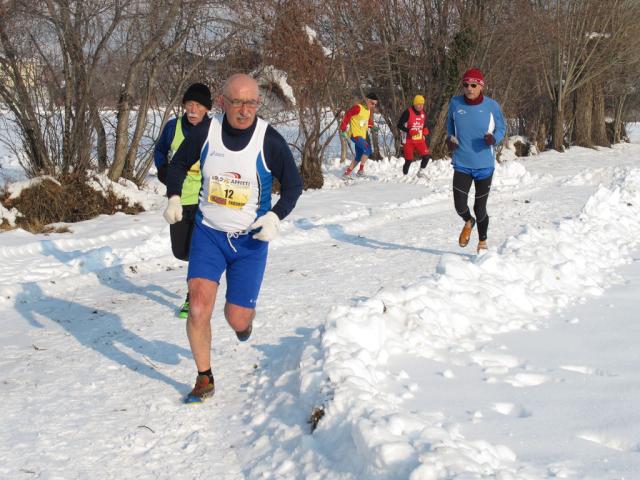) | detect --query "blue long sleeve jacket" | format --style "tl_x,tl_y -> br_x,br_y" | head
153,114 -> 197,169
446,95 -> 506,170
